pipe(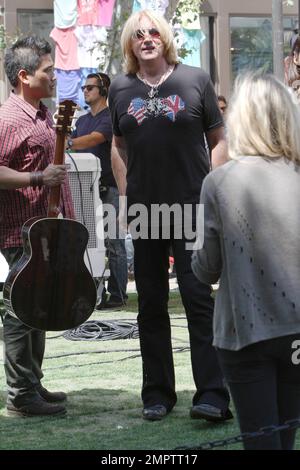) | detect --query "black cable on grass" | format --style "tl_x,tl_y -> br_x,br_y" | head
47,318 -> 189,342
43,345 -> 189,360
27,319 -> 189,366
43,347 -> 190,371
62,320 -> 139,341
44,348 -> 143,360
